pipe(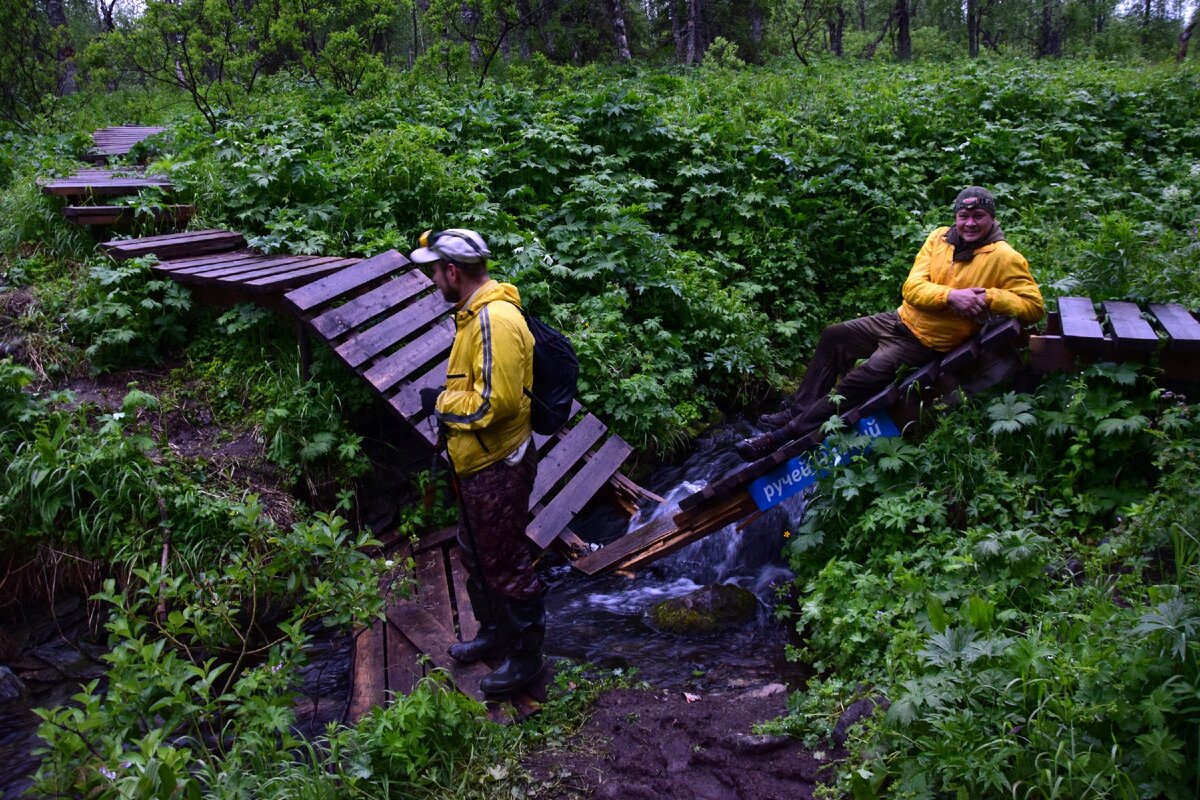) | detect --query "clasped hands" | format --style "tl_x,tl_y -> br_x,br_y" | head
947,287 -> 988,320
